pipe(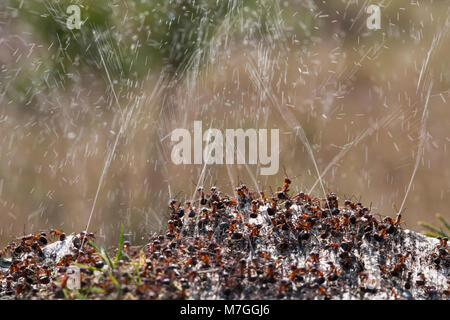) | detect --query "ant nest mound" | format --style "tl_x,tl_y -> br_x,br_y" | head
0,179 -> 449,300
